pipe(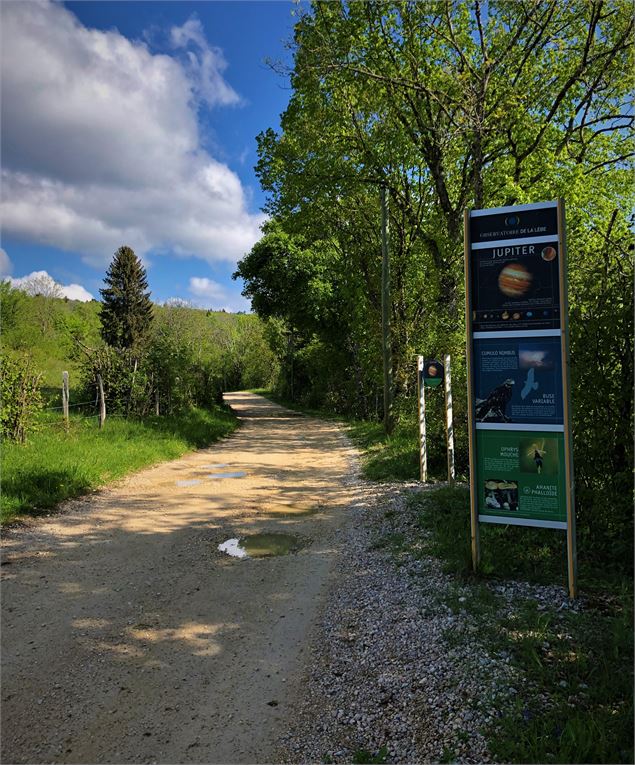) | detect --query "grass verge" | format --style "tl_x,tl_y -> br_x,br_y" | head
1,405 -> 238,525
408,486 -> 633,764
